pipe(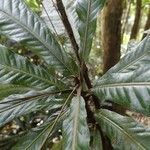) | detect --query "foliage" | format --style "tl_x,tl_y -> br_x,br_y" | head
25,0 -> 42,13
0,0 -> 150,149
